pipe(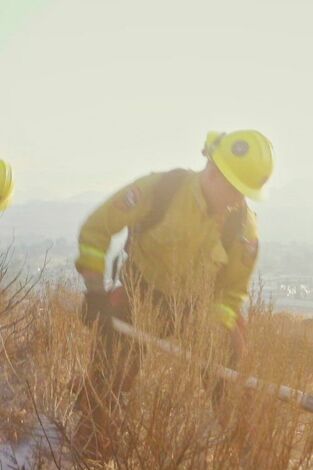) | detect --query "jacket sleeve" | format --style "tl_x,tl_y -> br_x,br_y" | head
75,173 -> 160,275
215,208 -> 259,329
